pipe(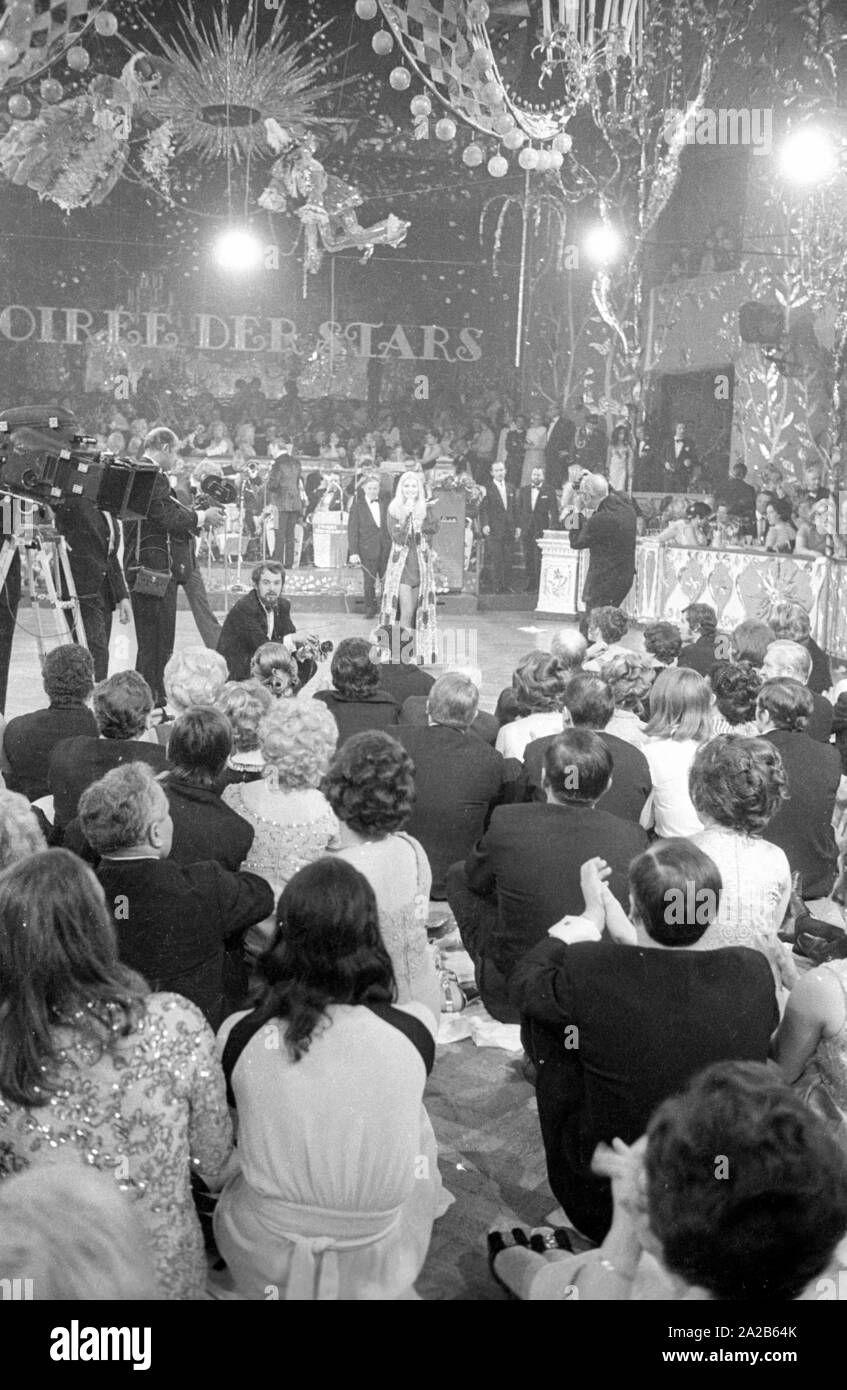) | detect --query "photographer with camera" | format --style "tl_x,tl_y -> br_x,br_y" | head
216,560 -> 321,689
125,428 -> 226,706
53,497 -> 132,682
